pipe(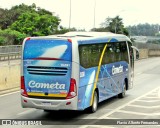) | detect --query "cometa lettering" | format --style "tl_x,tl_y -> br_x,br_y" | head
28,80 -> 65,89
112,65 -> 123,75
